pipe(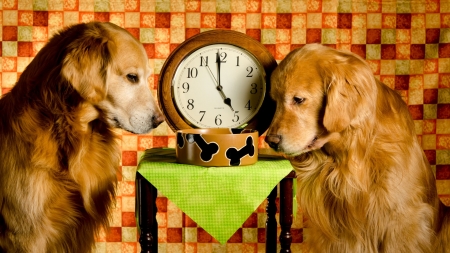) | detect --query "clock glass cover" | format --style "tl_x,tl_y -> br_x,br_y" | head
172,43 -> 266,129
